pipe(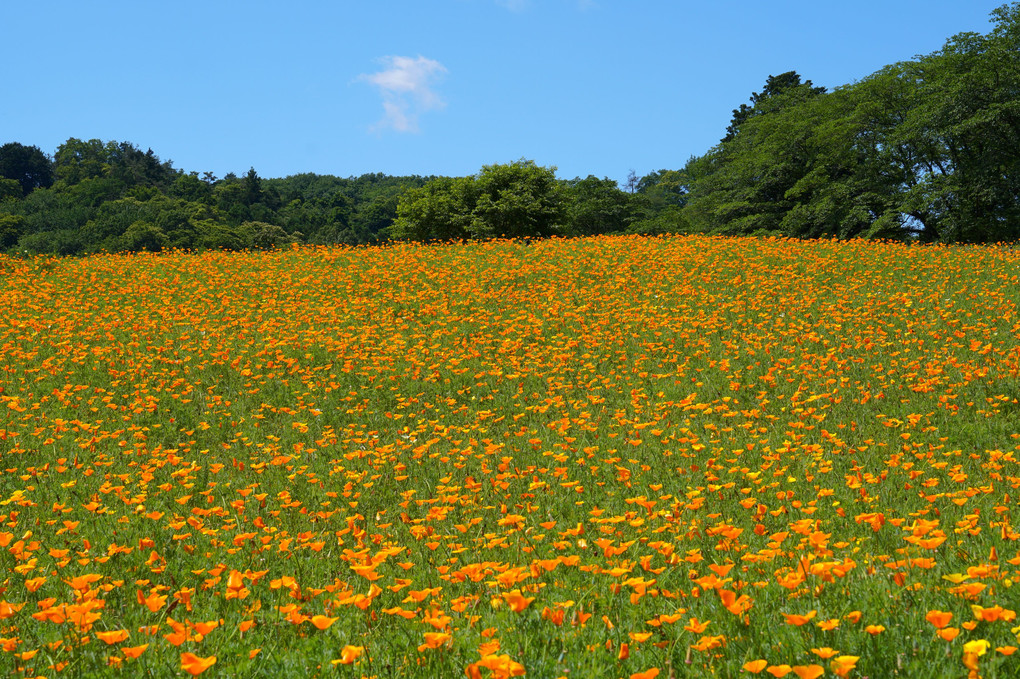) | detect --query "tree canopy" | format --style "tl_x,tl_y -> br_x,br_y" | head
0,143 -> 54,196
682,2 -> 1020,243
0,138 -> 433,255
391,161 -> 635,241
